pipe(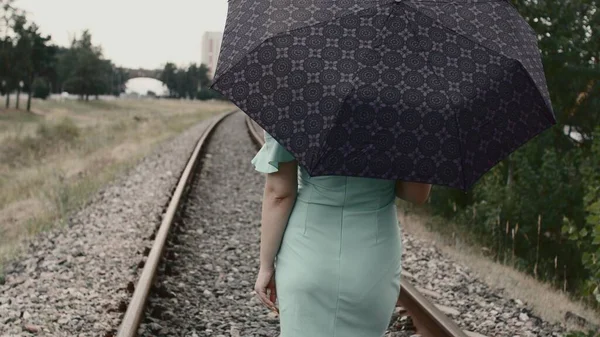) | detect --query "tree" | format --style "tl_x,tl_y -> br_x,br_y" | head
511,0 -> 600,146
160,62 -> 177,98
12,16 -> 56,110
50,46 -> 71,93
0,0 -> 19,108
109,66 -> 129,96
186,63 -> 200,98
11,14 -> 27,109
197,63 -> 211,89
1,1 -> 130,108
174,68 -> 187,98
1,2 -> 55,110
0,0 -> 16,36
429,0 -> 600,303
566,127 -> 600,303
160,62 -> 212,99
0,36 -> 13,104
32,77 -> 50,99
61,30 -> 109,100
